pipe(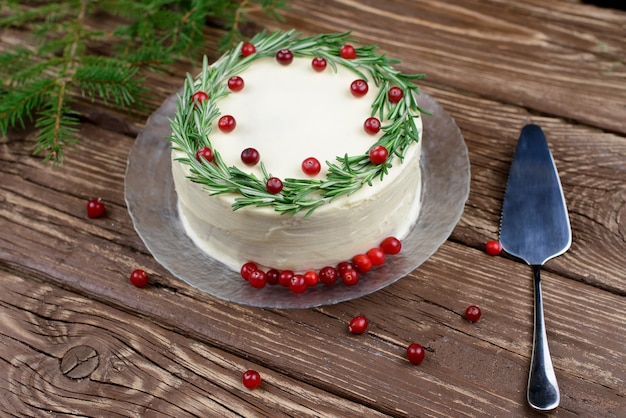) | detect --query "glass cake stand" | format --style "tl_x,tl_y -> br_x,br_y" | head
125,92 -> 470,309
